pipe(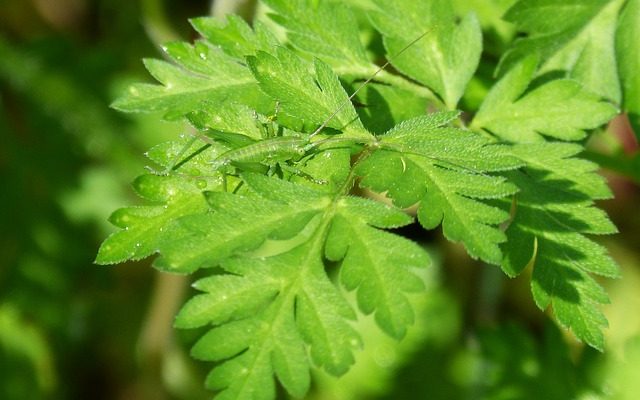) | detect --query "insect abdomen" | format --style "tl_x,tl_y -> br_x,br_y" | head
211,137 -> 307,169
